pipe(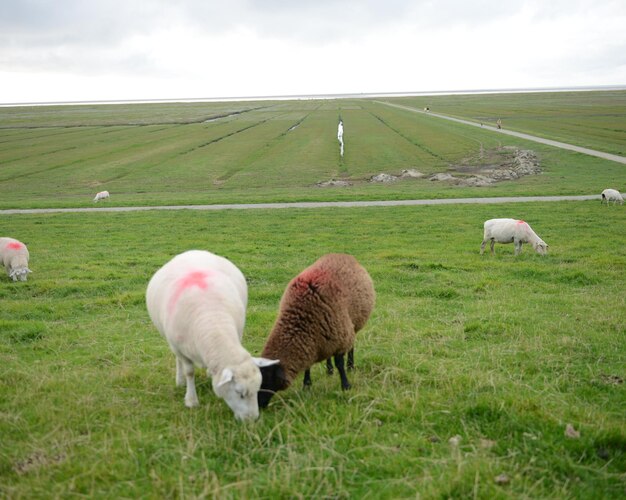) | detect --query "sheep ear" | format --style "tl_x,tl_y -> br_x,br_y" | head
252,357 -> 280,368
217,368 -> 234,387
